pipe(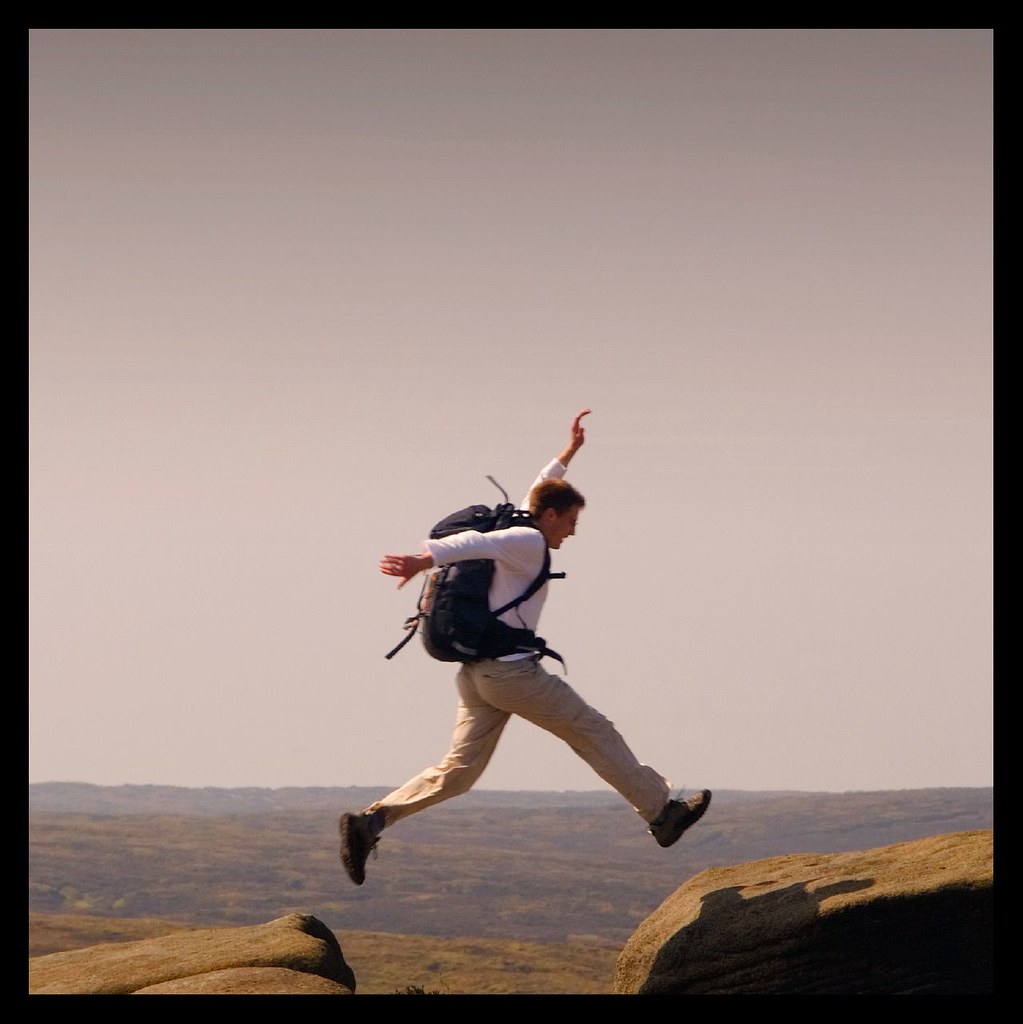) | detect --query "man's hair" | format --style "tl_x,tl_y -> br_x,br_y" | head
529,478 -> 586,518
